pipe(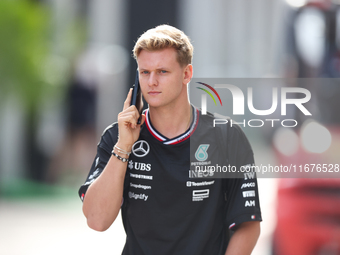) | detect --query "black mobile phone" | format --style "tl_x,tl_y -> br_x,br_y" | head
131,69 -> 143,124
